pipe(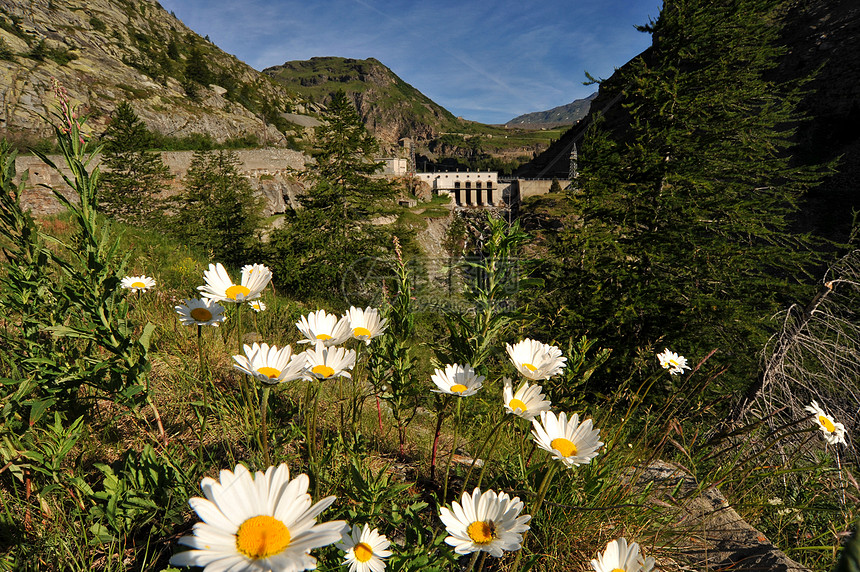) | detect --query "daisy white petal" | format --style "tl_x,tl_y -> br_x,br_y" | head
590,537 -> 655,572
175,298 -> 227,327
296,309 -> 352,346
506,339 -> 566,380
233,343 -> 307,385
199,263 -> 268,304
439,488 -> 530,557
502,377 -> 552,421
656,348 -> 691,375
304,341 -> 356,380
804,400 -> 847,445
121,275 -> 156,293
531,410 -> 603,468
431,364 -> 484,397
170,463 -> 345,572
241,264 -> 273,296
337,524 -> 393,572
346,306 -> 388,345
